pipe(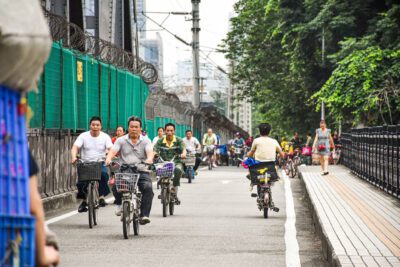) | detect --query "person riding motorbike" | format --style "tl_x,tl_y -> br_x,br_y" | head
183,129 -> 201,175
154,123 -> 186,203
